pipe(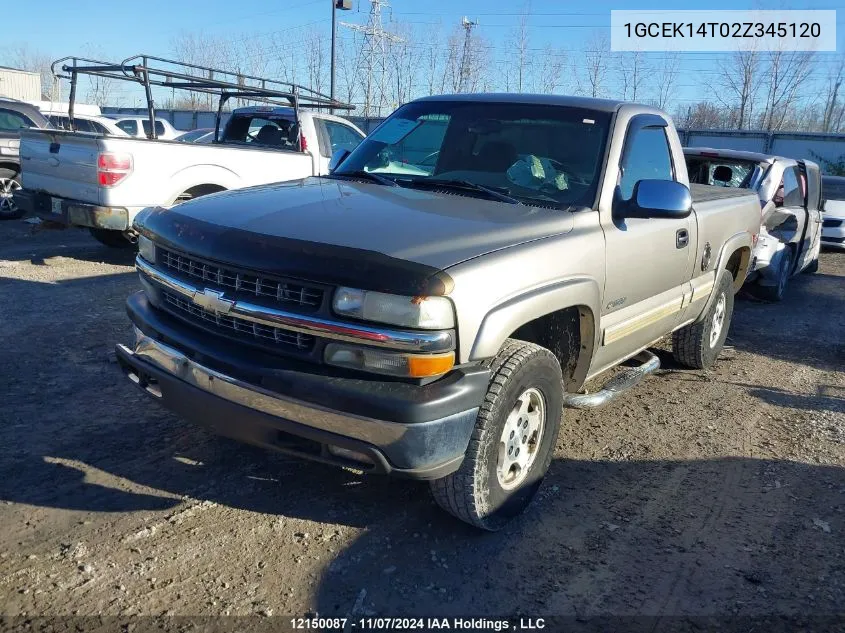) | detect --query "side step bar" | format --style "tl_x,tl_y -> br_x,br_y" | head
563,351 -> 660,409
